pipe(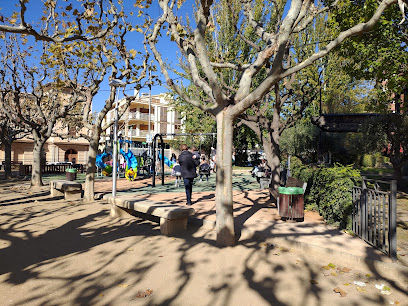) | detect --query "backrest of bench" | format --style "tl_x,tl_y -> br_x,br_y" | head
286,177 -> 307,191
